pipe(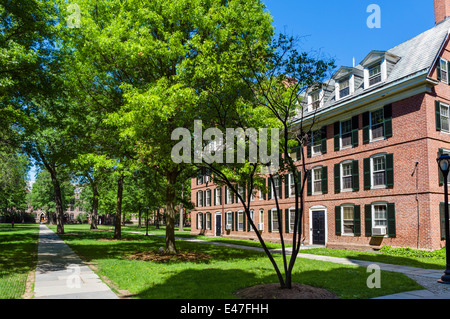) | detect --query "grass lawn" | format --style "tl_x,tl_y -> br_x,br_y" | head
300,247 -> 446,270
49,224 -> 422,299
0,223 -> 39,299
